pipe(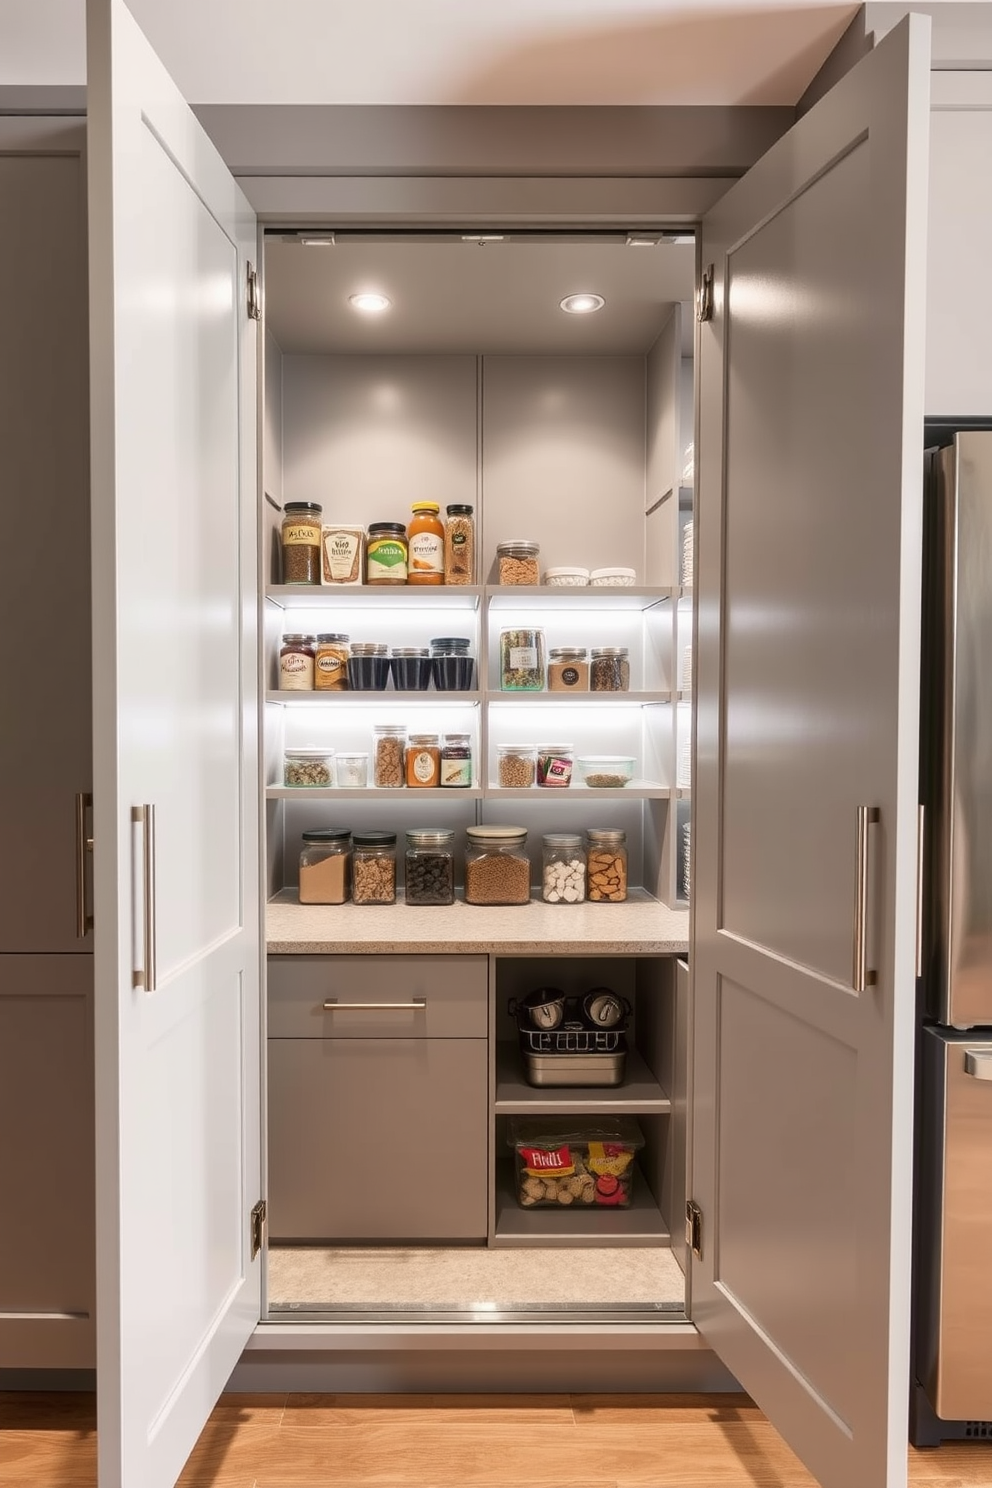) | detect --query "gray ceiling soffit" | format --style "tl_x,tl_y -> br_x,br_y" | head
192,103 -> 795,179
0,86 -> 86,116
